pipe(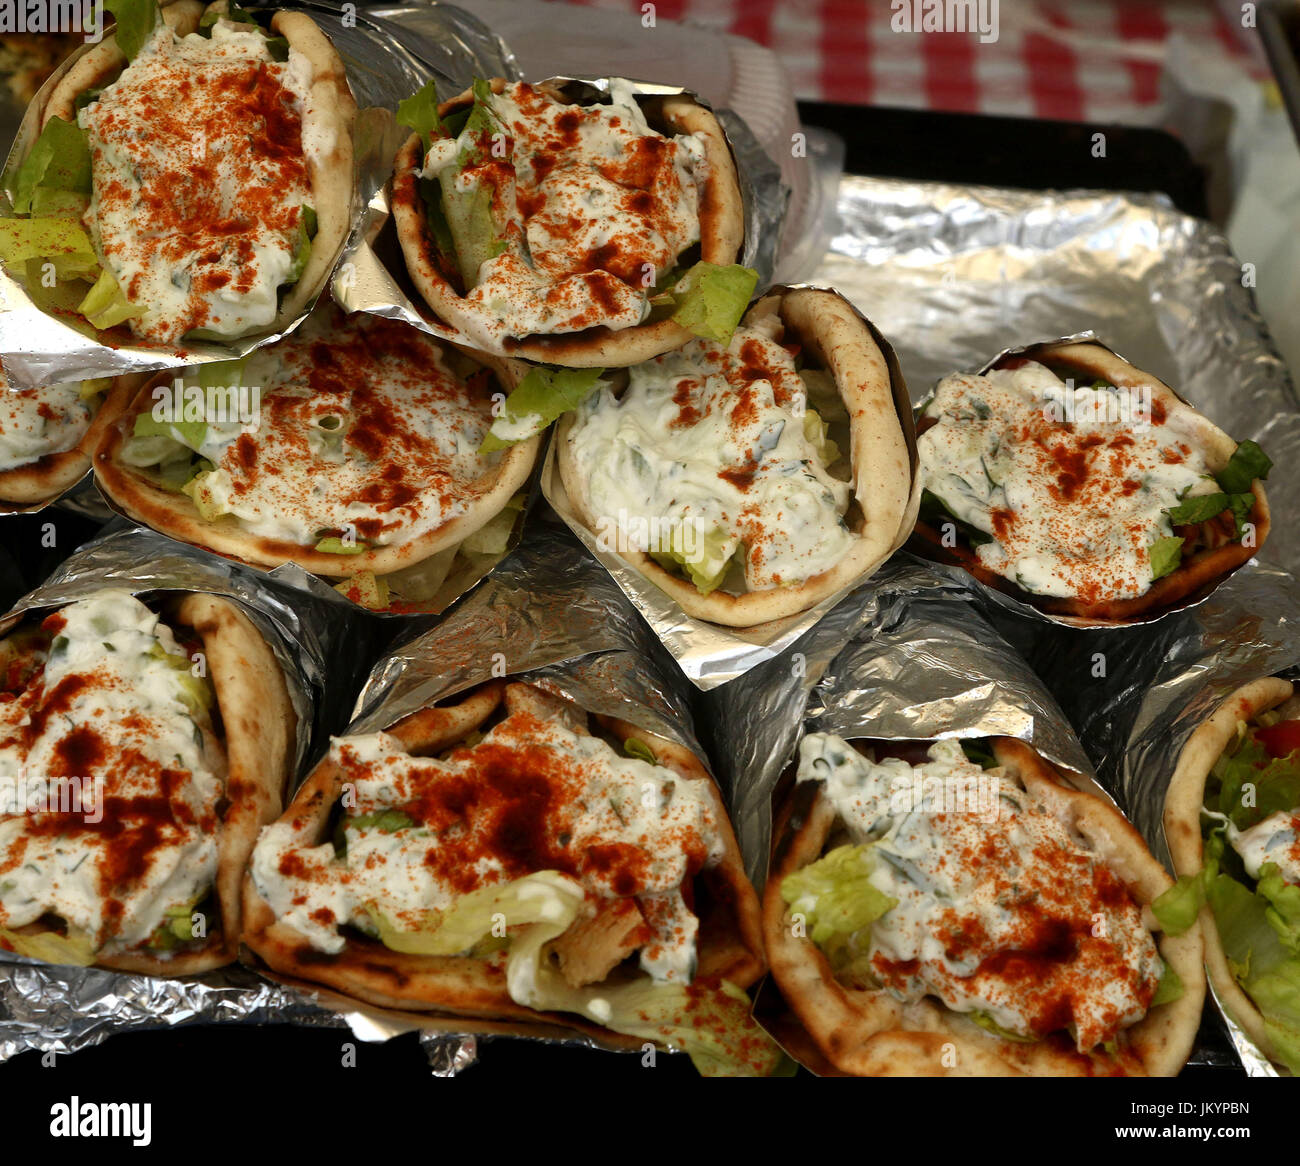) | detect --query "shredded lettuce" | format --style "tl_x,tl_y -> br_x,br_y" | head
780,844 -> 897,977
284,206 -> 317,286
0,216 -> 99,276
366,870 -> 779,1074
333,571 -> 390,611
655,262 -> 758,346
1207,866 -> 1300,1073
181,471 -> 224,521
132,410 -> 206,454
968,1011 -> 1037,1043
0,925 -> 96,967
315,536 -> 366,556
624,738 -> 657,765
459,494 -> 524,556
801,406 -> 840,468
1214,732 -> 1300,830
648,521 -> 737,596
480,365 -> 605,452
105,0 -> 161,61
78,268 -> 143,329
